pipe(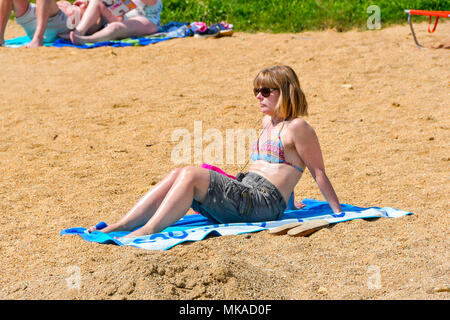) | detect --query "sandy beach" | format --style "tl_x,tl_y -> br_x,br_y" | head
0,20 -> 449,300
